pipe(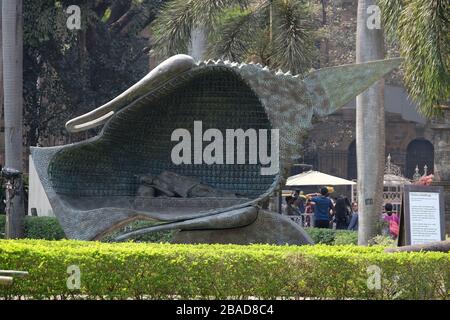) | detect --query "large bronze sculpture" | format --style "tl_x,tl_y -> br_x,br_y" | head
31,54 -> 400,244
